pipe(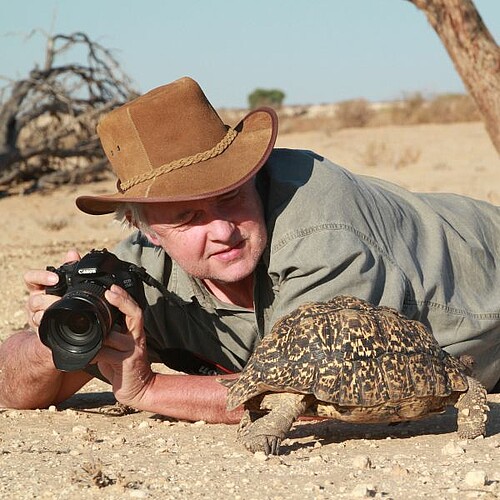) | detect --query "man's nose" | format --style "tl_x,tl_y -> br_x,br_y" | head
206,212 -> 236,241
207,218 -> 236,241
